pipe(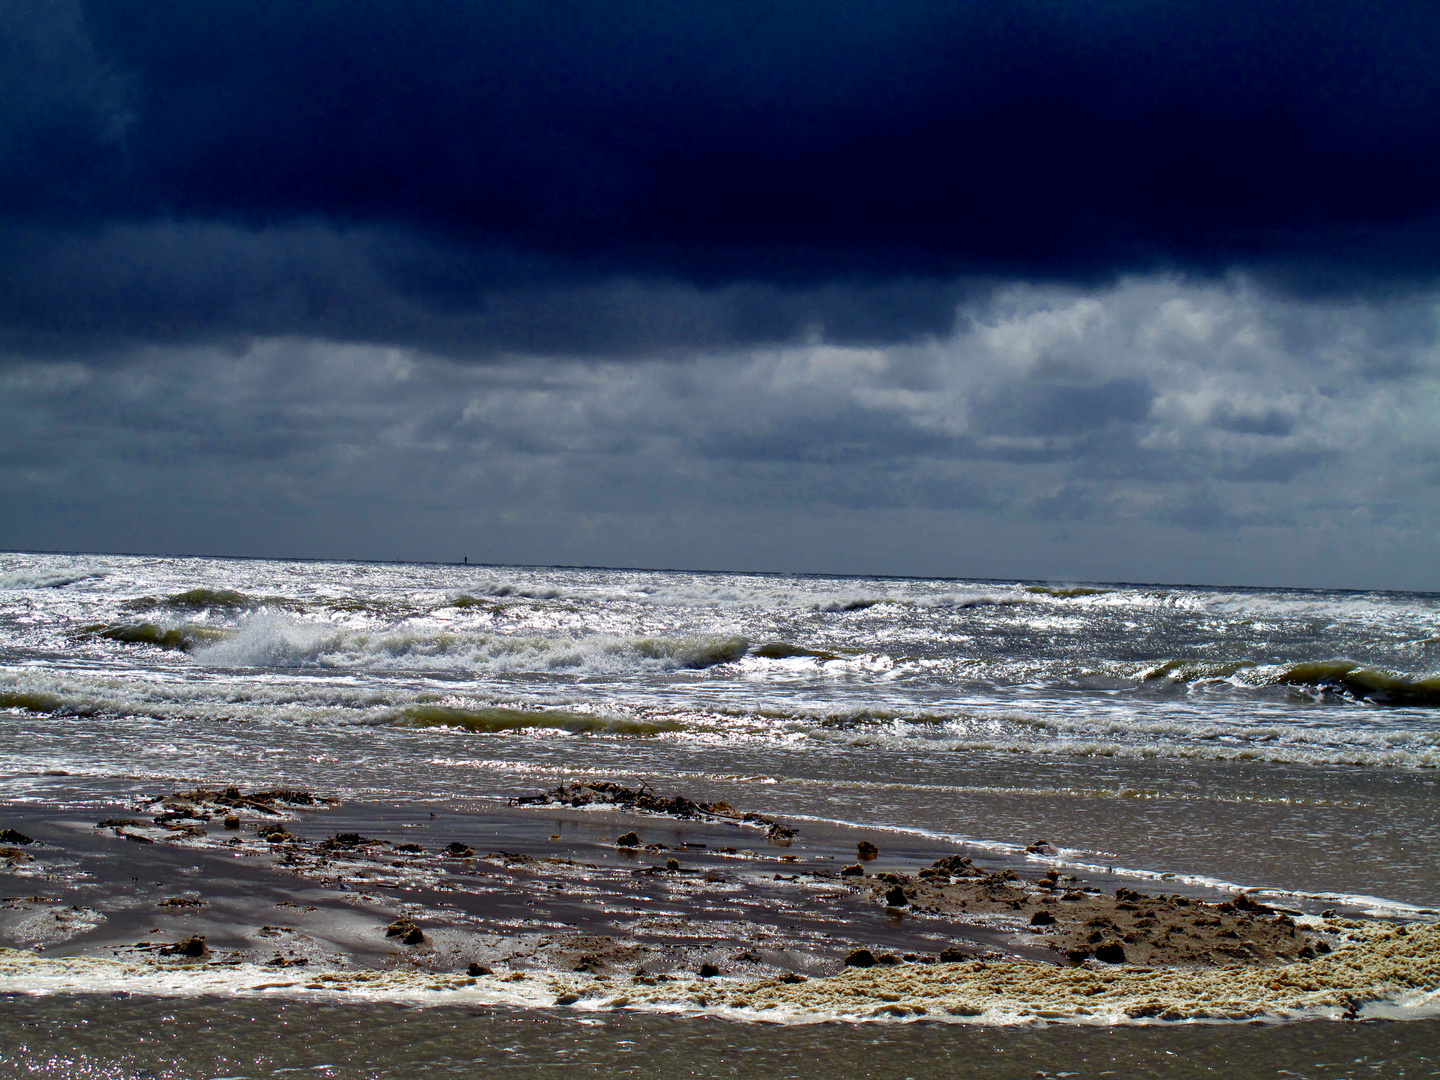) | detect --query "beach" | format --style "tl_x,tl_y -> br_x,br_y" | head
2,553 -> 1439,1075
9,0 -> 1440,1072
4,784 -> 1440,1078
